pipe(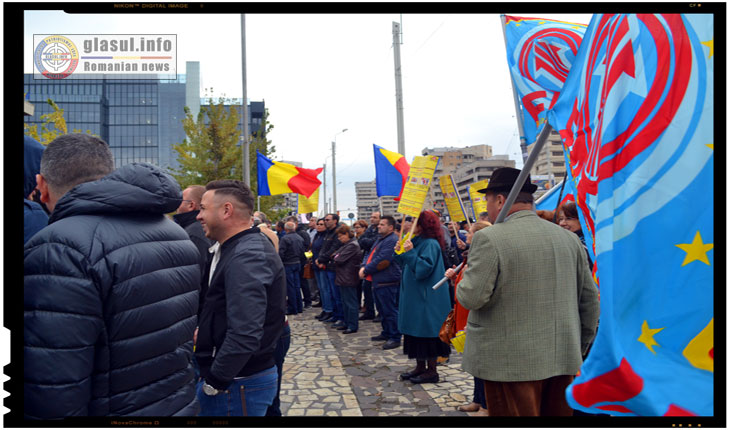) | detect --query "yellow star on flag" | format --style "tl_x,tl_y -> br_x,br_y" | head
638,320 -> 664,354
701,39 -> 713,58
706,143 -> 713,150
675,231 -> 713,266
